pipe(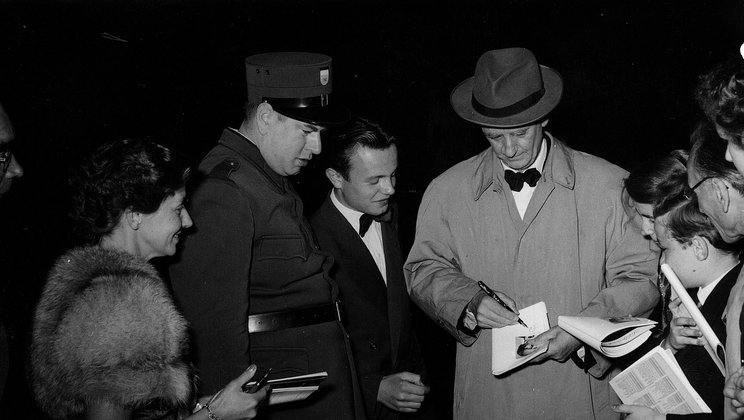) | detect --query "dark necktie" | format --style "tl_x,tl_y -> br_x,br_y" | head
504,168 -> 541,192
359,210 -> 391,237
